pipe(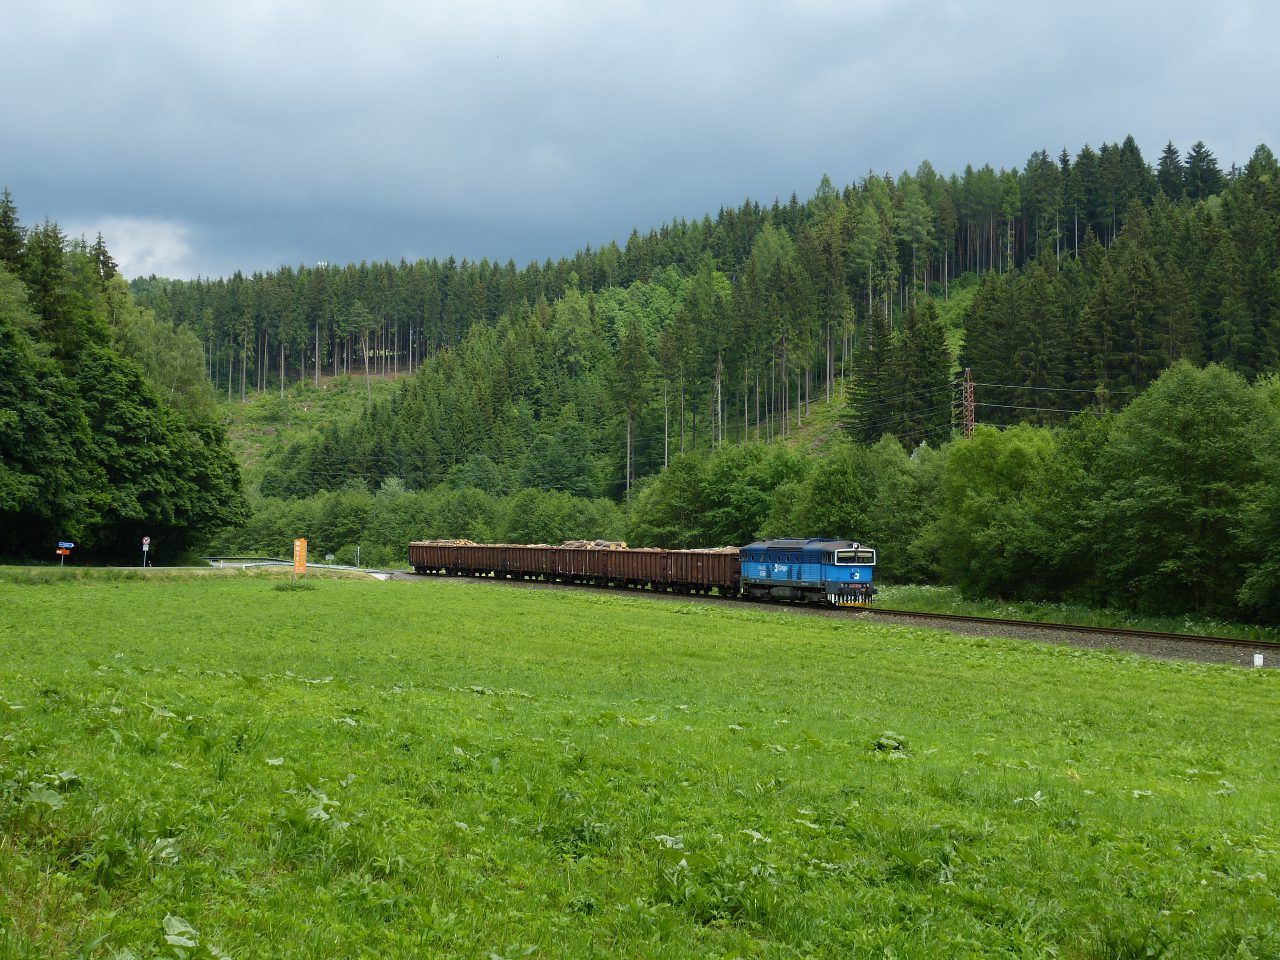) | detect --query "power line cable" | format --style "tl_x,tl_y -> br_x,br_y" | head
850,403 -> 955,431
974,401 -> 1104,416
860,382 -> 959,406
972,381 -> 1136,395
